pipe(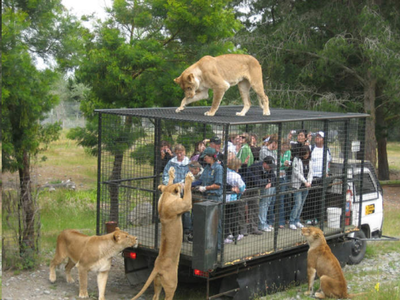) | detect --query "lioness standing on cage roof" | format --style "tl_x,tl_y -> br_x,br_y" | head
174,54 -> 270,117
